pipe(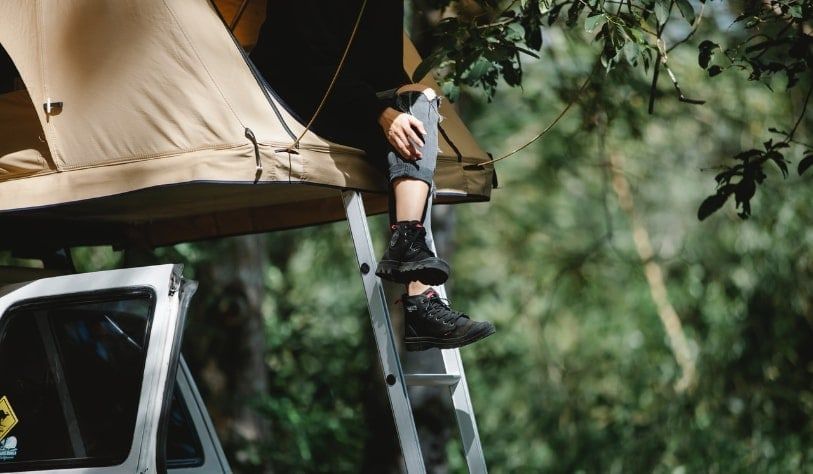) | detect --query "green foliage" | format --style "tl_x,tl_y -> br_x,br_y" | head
441,34 -> 813,469
699,138 -> 791,220
415,0 -> 813,220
